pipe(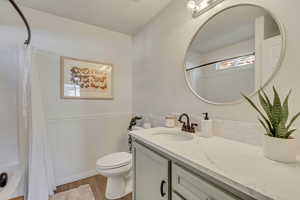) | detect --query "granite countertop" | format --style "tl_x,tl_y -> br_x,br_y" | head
130,127 -> 300,200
